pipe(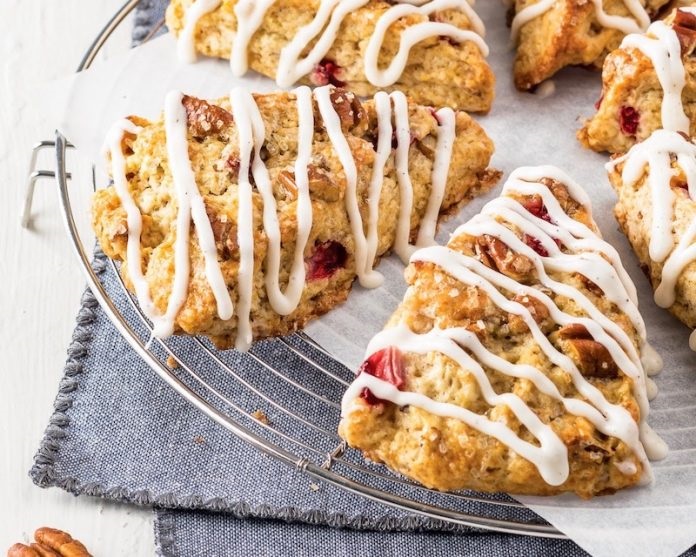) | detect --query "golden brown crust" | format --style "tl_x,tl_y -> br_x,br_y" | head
165,0 -> 495,112
340,178 -> 646,498
579,7 -> 696,153
513,0 -> 669,91
609,156 -> 696,329
92,89 -> 498,348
